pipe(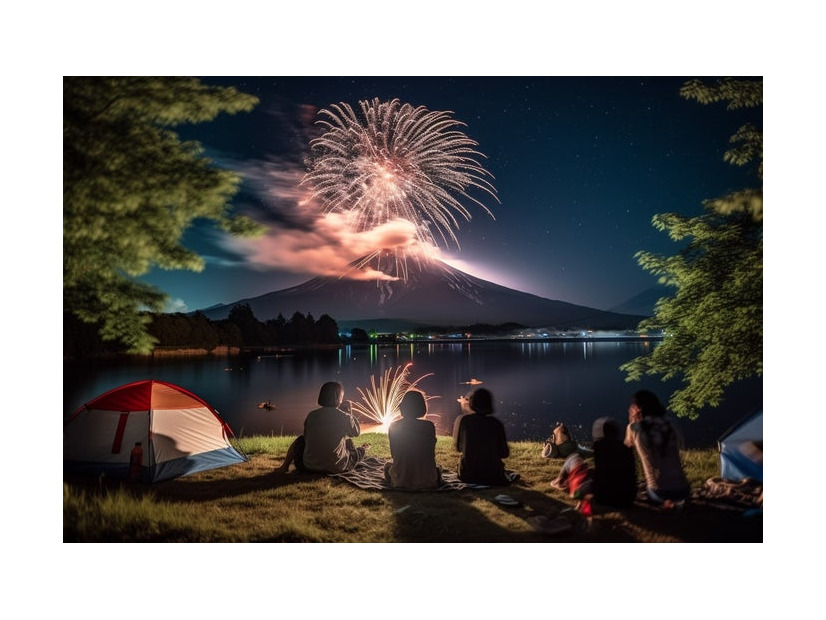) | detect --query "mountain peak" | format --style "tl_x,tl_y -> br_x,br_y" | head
344,250 -> 461,282
197,258 -> 645,330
